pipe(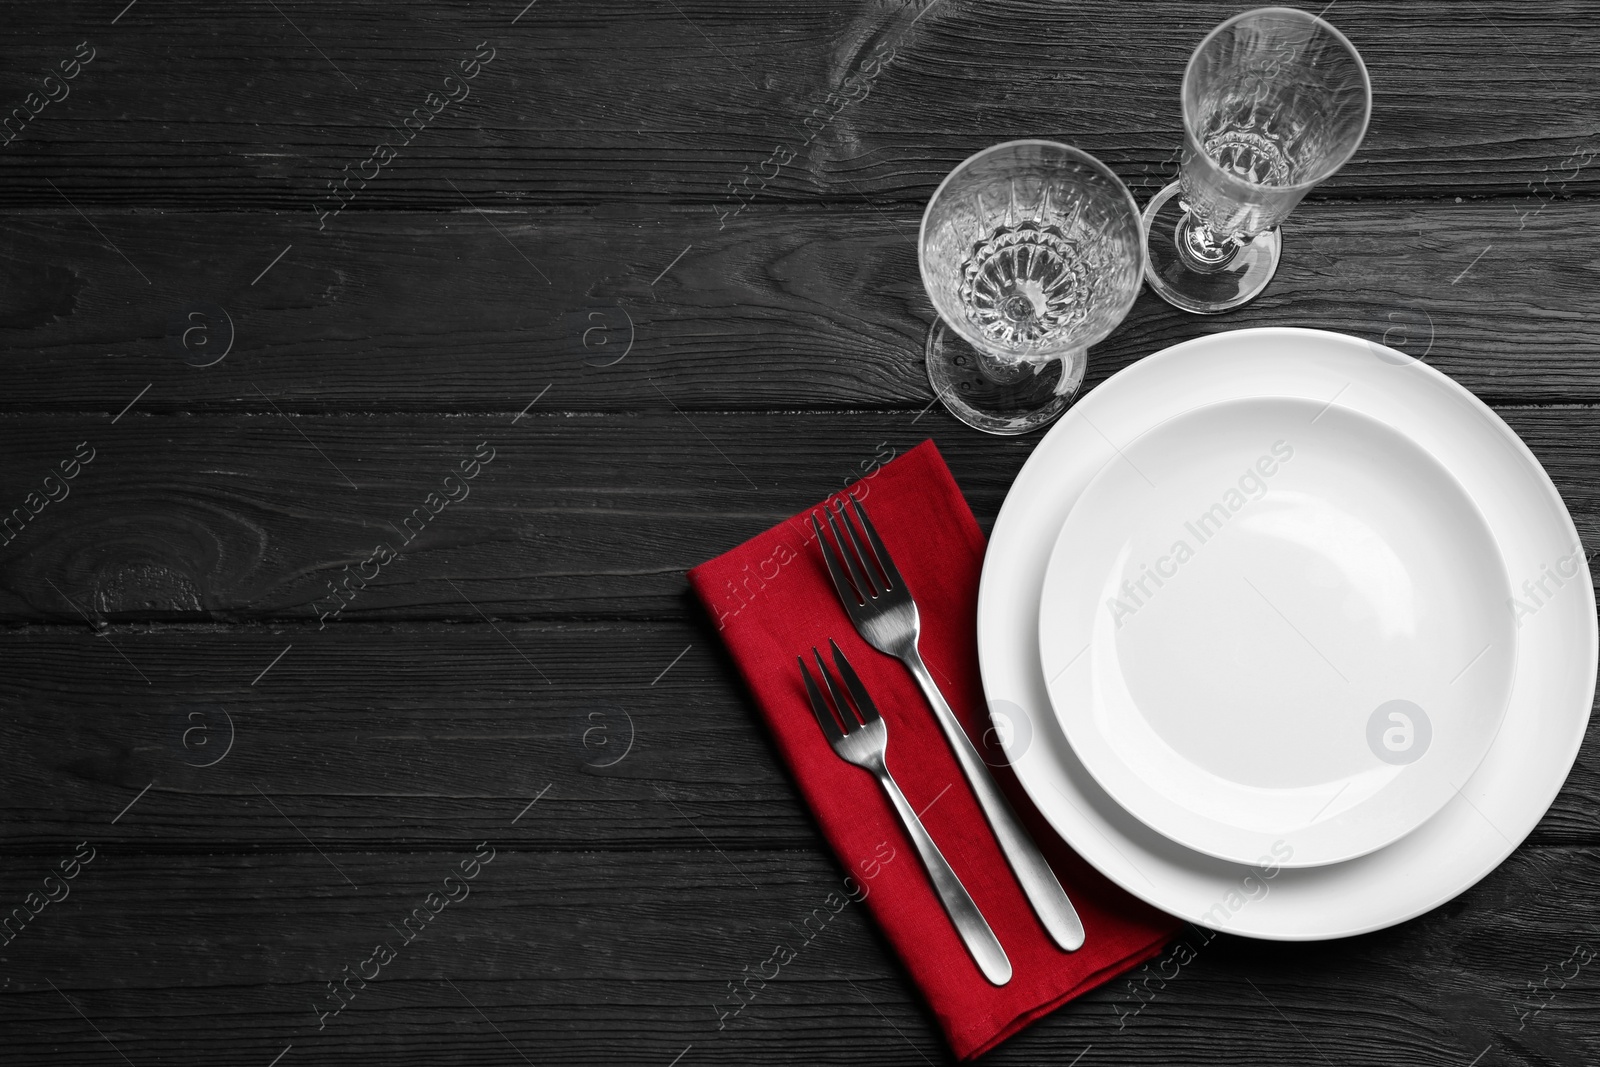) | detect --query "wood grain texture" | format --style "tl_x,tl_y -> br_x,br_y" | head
1,850 -> 1596,1066
0,410 -> 1595,624
1,1 -> 1598,209
1,201 -> 1599,414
